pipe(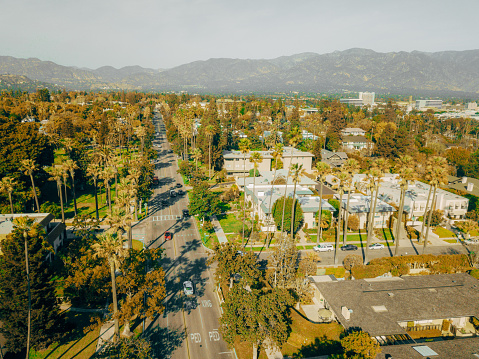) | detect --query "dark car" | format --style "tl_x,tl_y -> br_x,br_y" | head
182,209 -> 189,217
164,231 -> 172,241
177,189 -> 184,196
341,244 -> 358,251
176,183 -> 182,188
